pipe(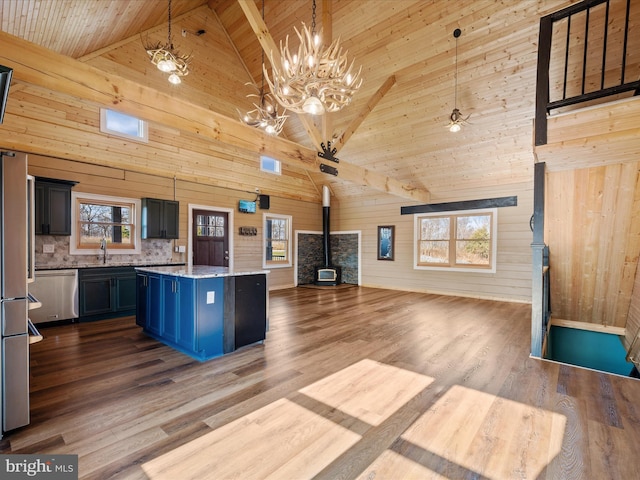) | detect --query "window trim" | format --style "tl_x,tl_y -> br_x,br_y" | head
263,213 -> 292,268
413,208 -> 497,273
100,108 -> 148,143
70,191 -> 141,255
260,155 -> 282,175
